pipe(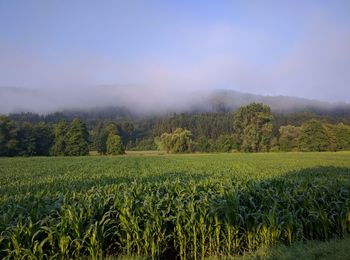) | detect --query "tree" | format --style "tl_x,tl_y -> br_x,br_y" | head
160,132 -> 173,153
91,121 -> 104,152
214,135 -> 238,152
278,125 -> 301,151
17,123 -> 37,156
129,137 -> 157,151
65,119 -> 89,156
324,124 -> 337,152
160,128 -> 193,153
51,120 -> 69,156
233,103 -> 273,152
16,122 -> 53,156
333,123 -> 350,151
106,132 -> 124,155
194,136 -> 213,152
34,123 -> 54,156
94,122 -> 119,154
299,120 -> 329,152
0,115 -> 18,156
120,122 -> 134,146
